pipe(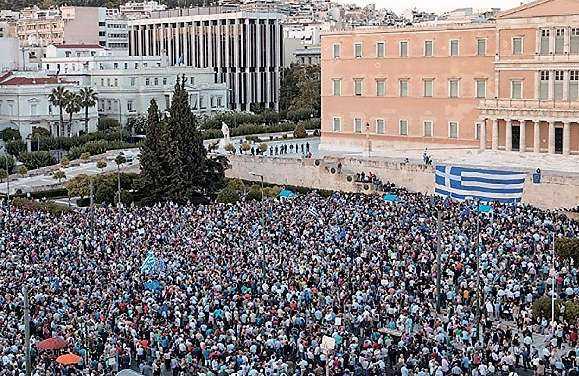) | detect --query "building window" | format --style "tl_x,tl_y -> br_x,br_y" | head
399,79 -> 409,97
114,63 -> 119,69
199,95 -> 205,109
191,94 -> 199,110
424,40 -> 433,57
354,43 -> 363,58
30,102 -> 37,116
555,28 -> 564,54
114,78 -> 118,86
332,117 -> 341,132
399,41 -> 408,57
376,119 -> 385,134
449,121 -> 459,138
539,71 -> 549,99
540,29 -> 550,55
154,78 -> 158,86
217,96 -> 223,108
399,120 -> 408,136
354,118 -> 363,133
130,77 -> 136,86
475,79 -> 486,99
124,63 -> 128,69
163,77 -> 167,85
376,79 -> 386,96
512,37 -> 523,55
554,70 -> 564,100
423,79 -> 433,97
571,28 -> 579,54
376,42 -> 385,58
332,43 -> 341,59
424,121 -> 433,137
354,79 -> 363,96
332,79 -> 342,96
449,79 -> 459,98
127,100 -> 134,112
145,78 -> 150,86
570,70 -> 579,101
511,80 -> 522,99
107,78 -> 111,86
476,38 -> 486,56
210,96 -> 216,108
450,39 -> 459,56
475,122 -> 482,140
100,78 -> 105,86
